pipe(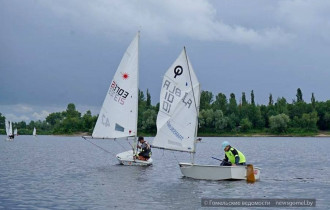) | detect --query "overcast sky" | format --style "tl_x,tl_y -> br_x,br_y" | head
1,0 -> 330,122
